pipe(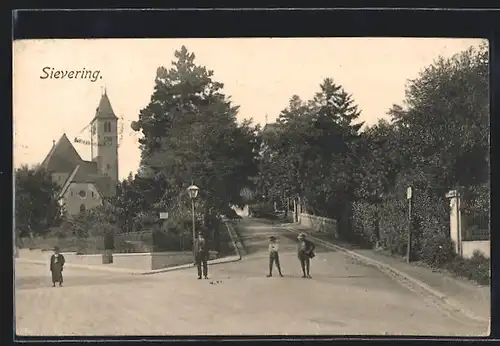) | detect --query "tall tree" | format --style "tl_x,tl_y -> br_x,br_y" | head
353,118 -> 400,202
15,165 -> 62,237
350,43 -> 490,261
261,79 -> 364,221
132,46 -> 261,222
391,43 -> 489,196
